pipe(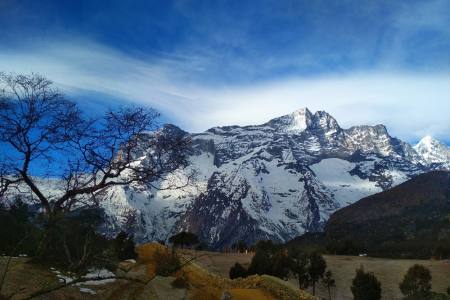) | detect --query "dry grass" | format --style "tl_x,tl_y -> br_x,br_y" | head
228,288 -> 275,300
0,245 -> 316,300
136,242 -> 181,278
189,286 -> 222,300
181,250 -> 450,300
317,255 -> 450,300
135,242 -> 168,264
0,257 -> 59,299
180,258 -> 315,300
